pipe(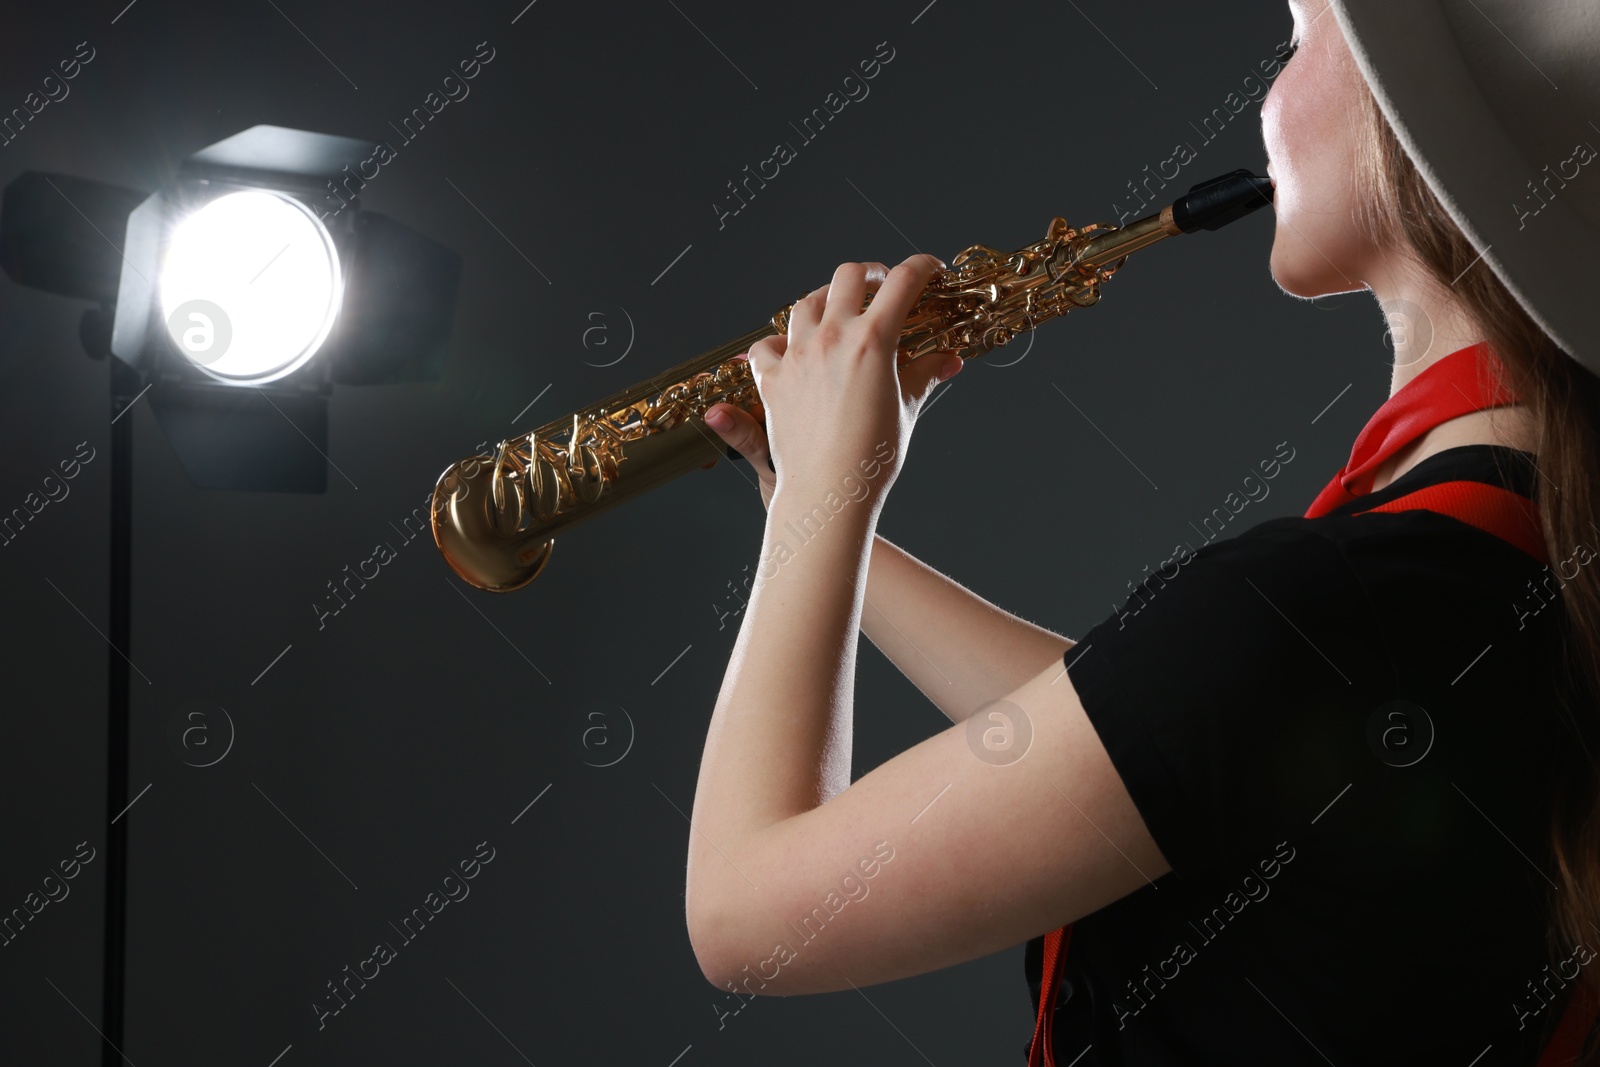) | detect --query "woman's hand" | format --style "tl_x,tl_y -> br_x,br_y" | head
704,398 -> 779,511
703,254 -> 961,513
